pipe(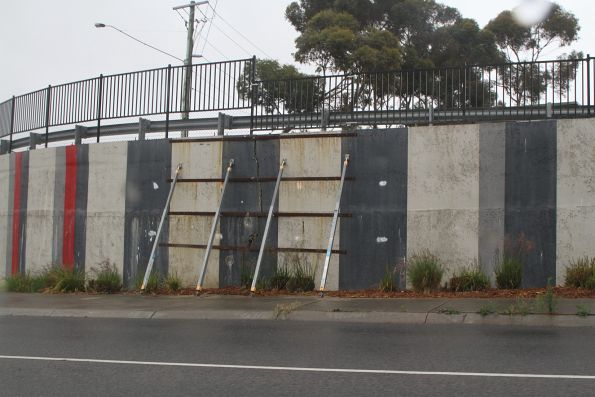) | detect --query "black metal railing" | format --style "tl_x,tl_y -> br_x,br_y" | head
252,57 -> 594,130
0,58 -> 253,148
1,56 -> 593,151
